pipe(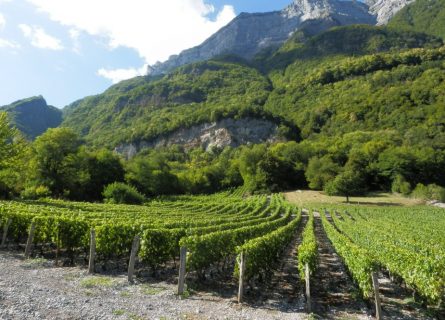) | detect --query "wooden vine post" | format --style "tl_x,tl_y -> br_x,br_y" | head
128,235 -> 140,283
24,221 -> 36,258
305,263 -> 311,313
372,272 -> 382,320
1,218 -> 12,247
88,228 -> 96,274
178,246 -> 187,295
238,251 -> 246,303
55,223 -> 61,267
